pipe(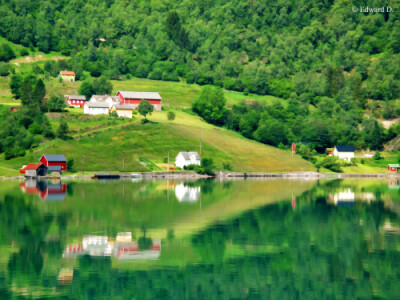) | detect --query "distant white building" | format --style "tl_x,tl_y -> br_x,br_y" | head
175,151 -> 201,169
83,102 -> 110,115
333,145 -> 355,162
84,95 -> 121,115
